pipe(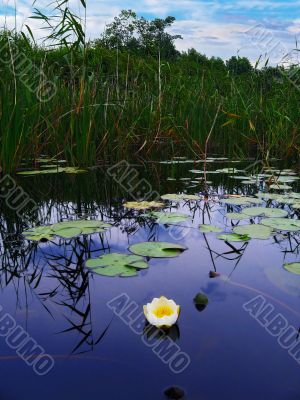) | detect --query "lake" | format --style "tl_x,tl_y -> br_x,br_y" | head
0,157 -> 300,400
